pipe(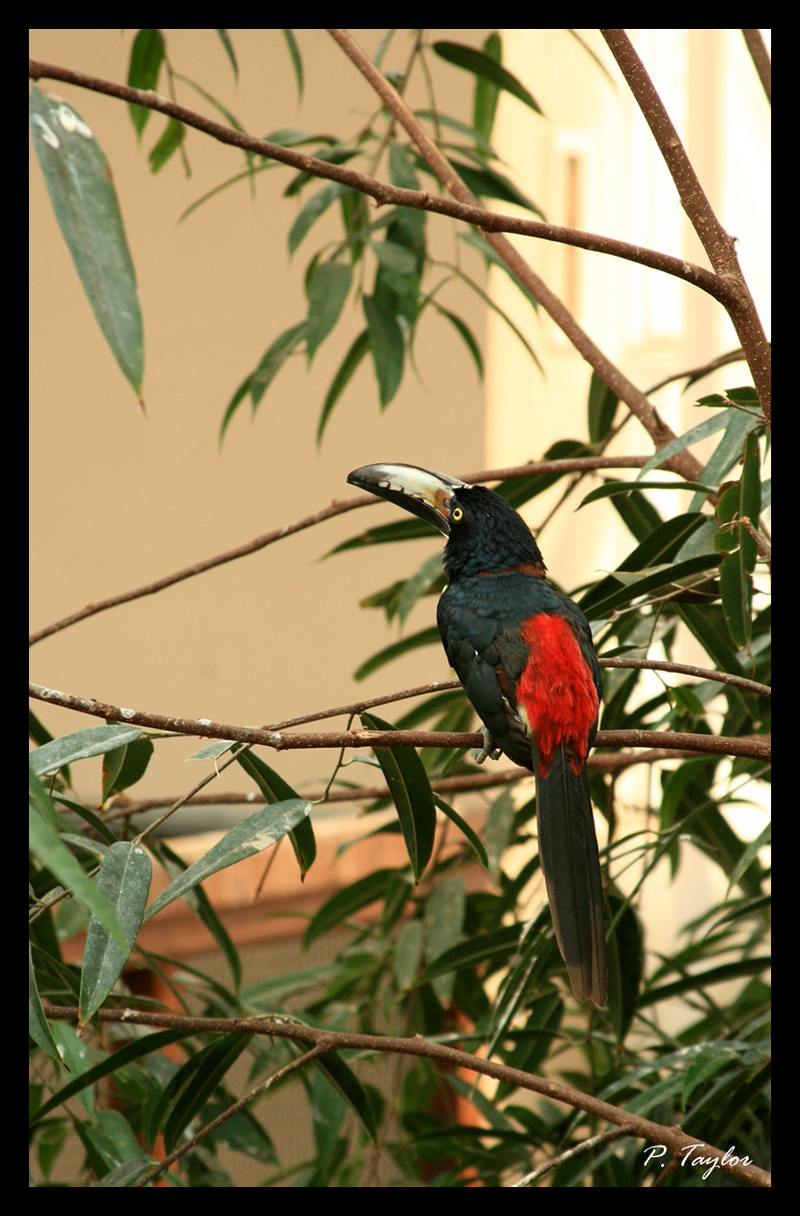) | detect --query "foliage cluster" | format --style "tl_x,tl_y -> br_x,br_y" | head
30,30 -> 770,1187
